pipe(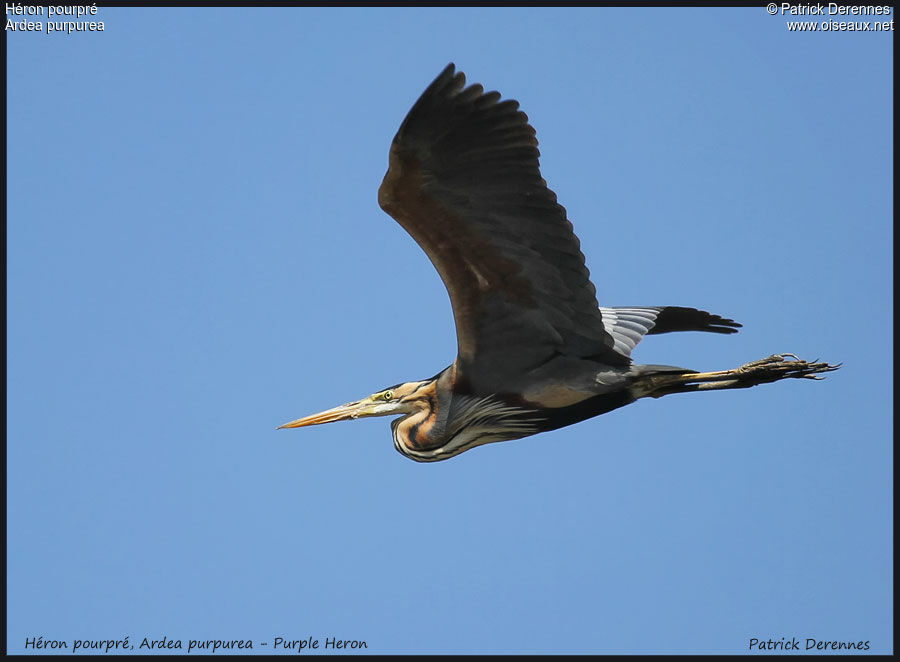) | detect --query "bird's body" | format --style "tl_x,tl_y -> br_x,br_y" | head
279,64 -> 837,462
